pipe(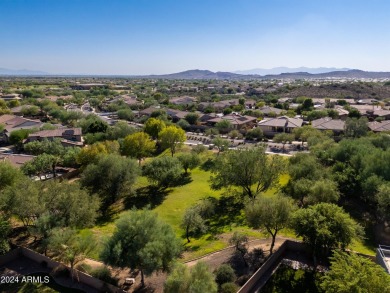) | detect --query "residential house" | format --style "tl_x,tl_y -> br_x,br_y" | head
311,117 -> 345,136
0,114 -> 43,143
368,121 -> 390,132
25,128 -> 83,147
0,154 -> 35,168
166,109 -> 189,122
206,113 -> 257,130
258,116 -> 303,137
